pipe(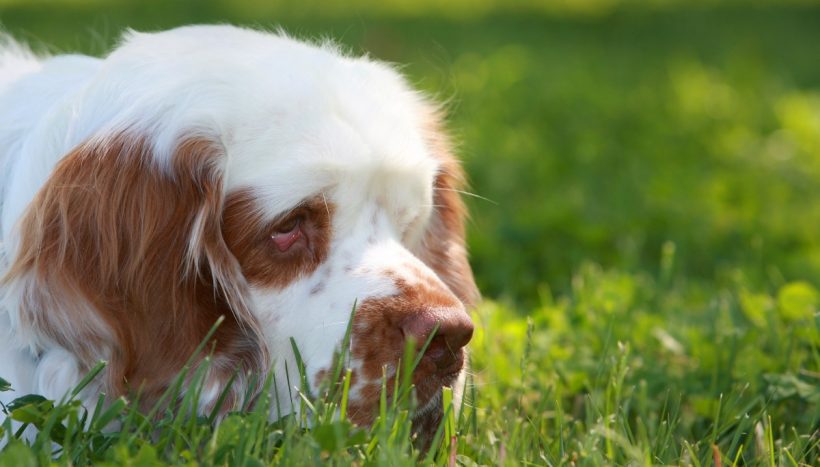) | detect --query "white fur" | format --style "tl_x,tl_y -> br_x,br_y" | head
0,25 -> 459,432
